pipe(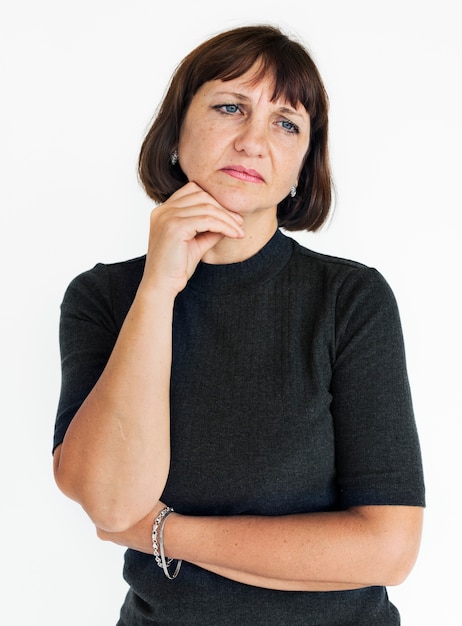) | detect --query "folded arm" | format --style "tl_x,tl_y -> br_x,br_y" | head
97,503 -> 423,591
